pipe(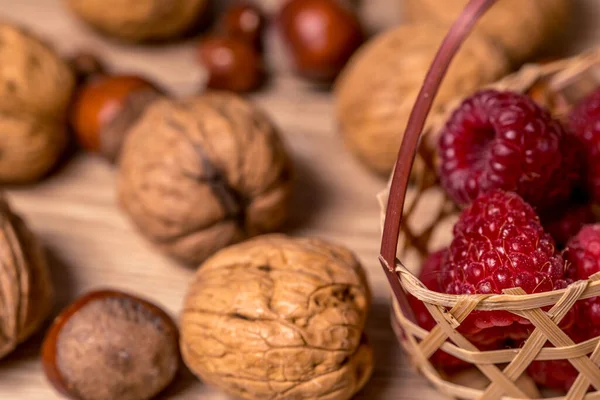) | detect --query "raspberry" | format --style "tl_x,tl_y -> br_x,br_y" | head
564,224 -> 600,280
409,249 -> 469,370
543,204 -> 595,249
438,90 -> 574,210
569,88 -> 600,202
440,190 -> 570,339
